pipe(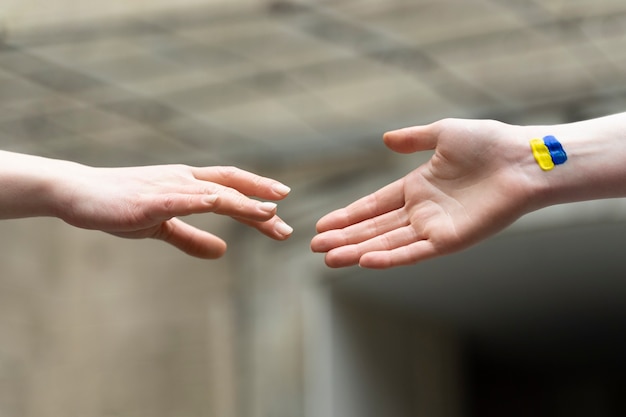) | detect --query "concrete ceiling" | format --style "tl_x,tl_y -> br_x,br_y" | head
1,0 -> 626,169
